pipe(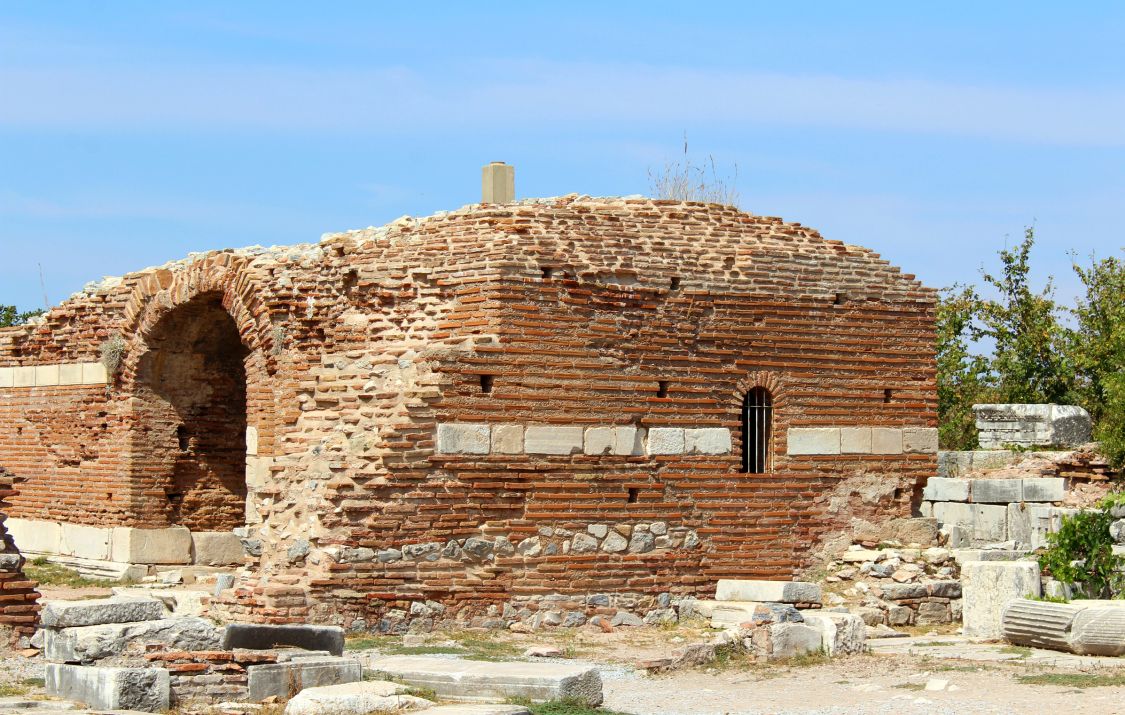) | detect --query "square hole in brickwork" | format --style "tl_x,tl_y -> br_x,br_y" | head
479,374 -> 494,394
670,276 -> 681,290
834,292 -> 847,305
627,487 -> 639,503
657,381 -> 669,398
541,266 -> 554,279
884,388 -> 894,403
176,424 -> 189,451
